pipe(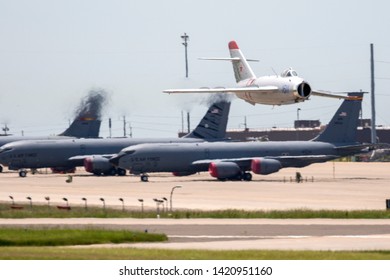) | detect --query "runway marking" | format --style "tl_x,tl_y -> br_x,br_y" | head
169,235 -> 390,239
169,235 -> 311,239
330,235 -> 390,239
